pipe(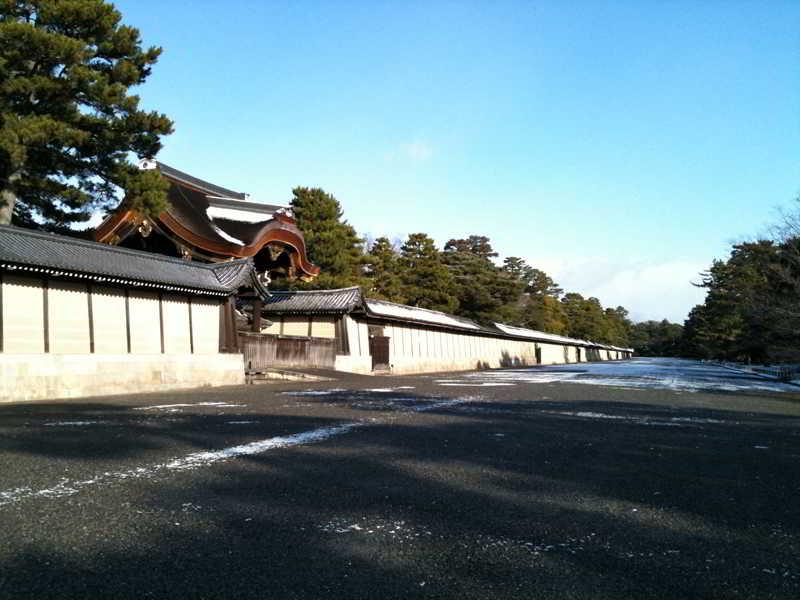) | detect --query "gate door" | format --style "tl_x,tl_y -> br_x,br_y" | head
369,336 -> 390,371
